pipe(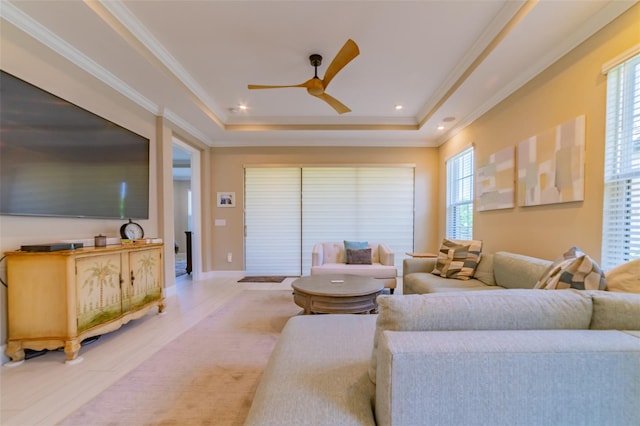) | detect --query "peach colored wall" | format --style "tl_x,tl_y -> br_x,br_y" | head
438,4 -> 640,262
208,146 -> 439,271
